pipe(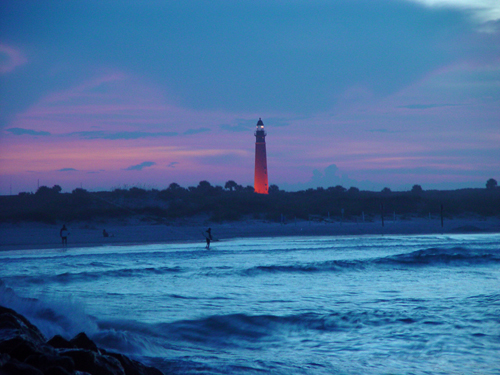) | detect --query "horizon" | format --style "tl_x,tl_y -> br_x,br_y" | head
1,1 -> 499,195
2,179 -> 496,197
